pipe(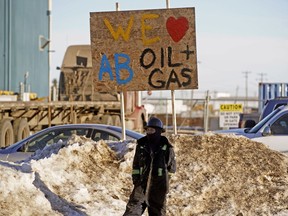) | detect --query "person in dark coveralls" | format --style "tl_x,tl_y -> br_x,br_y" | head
123,117 -> 176,216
